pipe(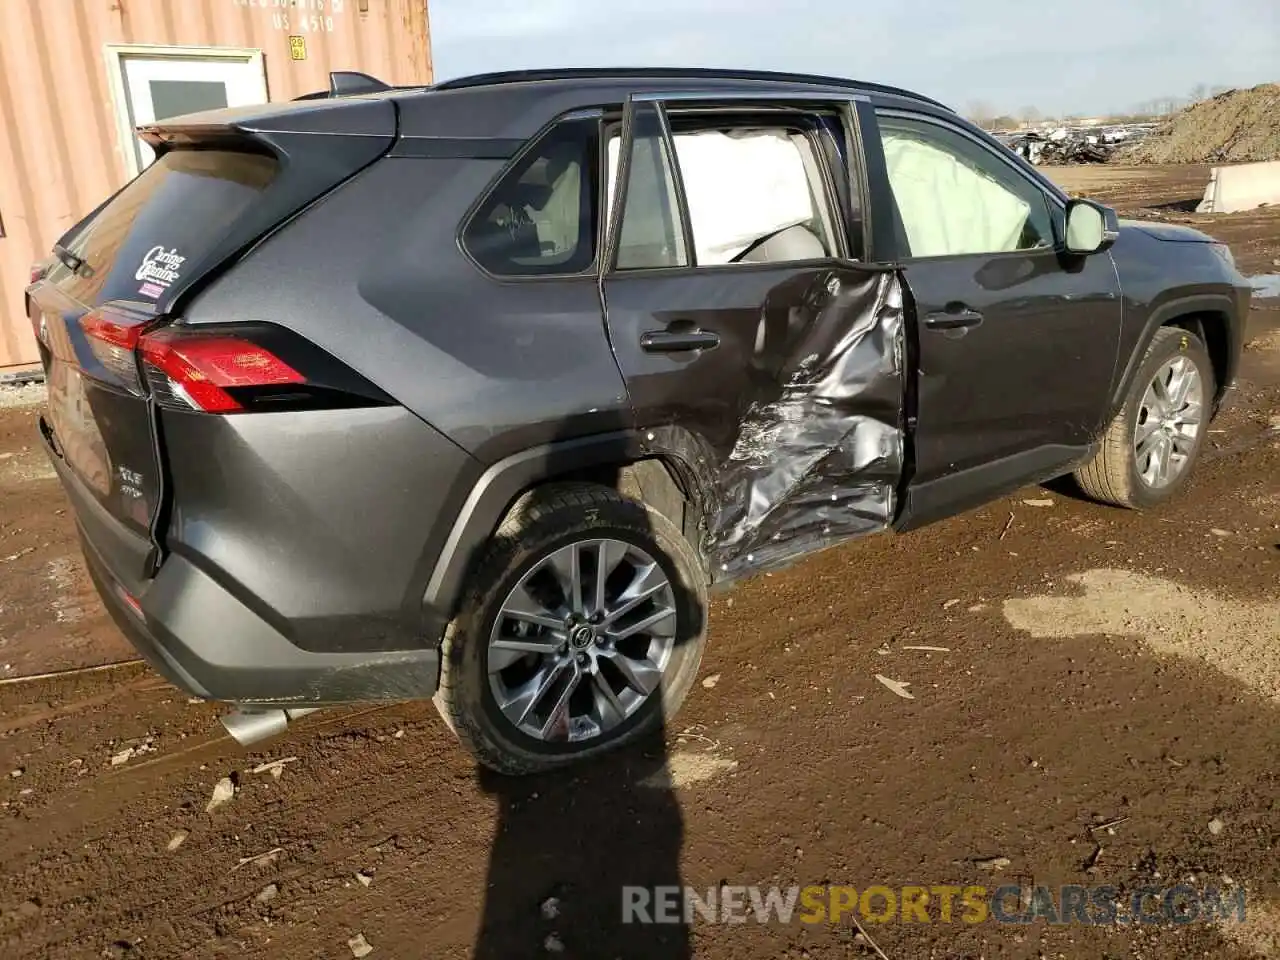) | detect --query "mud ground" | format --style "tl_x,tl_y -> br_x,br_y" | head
1,165 -> 1279,959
